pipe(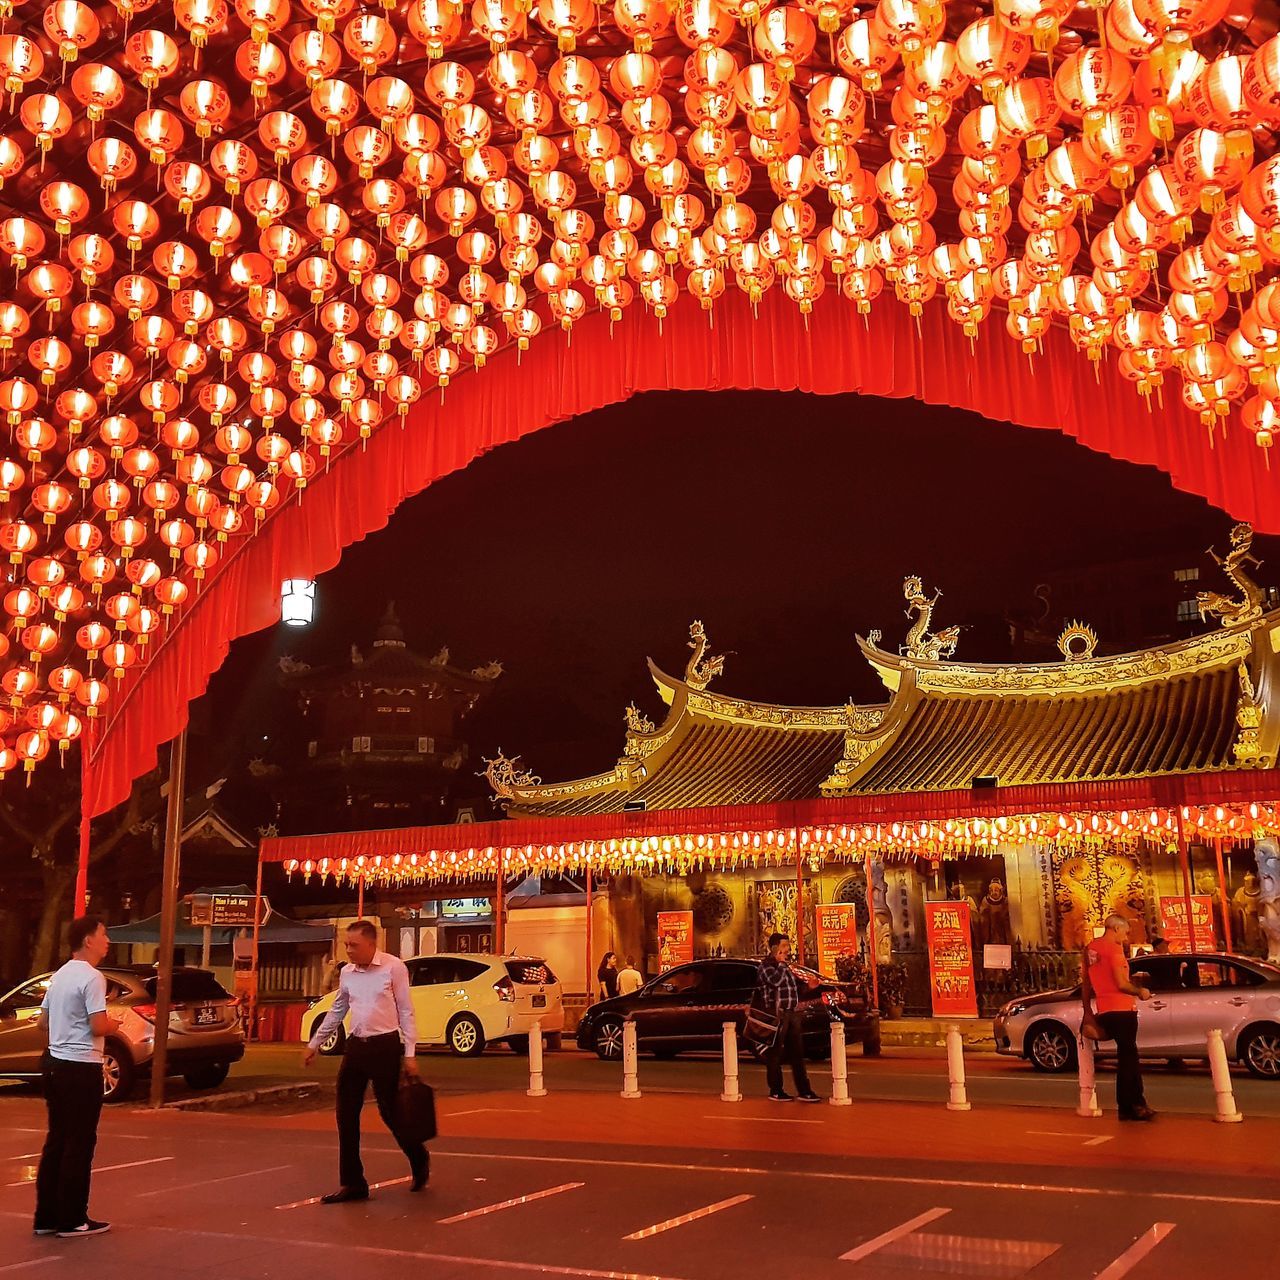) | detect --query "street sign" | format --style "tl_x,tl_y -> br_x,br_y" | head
189,893 -> 261,927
